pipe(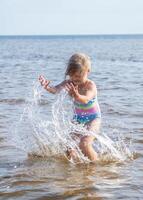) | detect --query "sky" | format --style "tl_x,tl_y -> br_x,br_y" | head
0,0 -> 143,35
